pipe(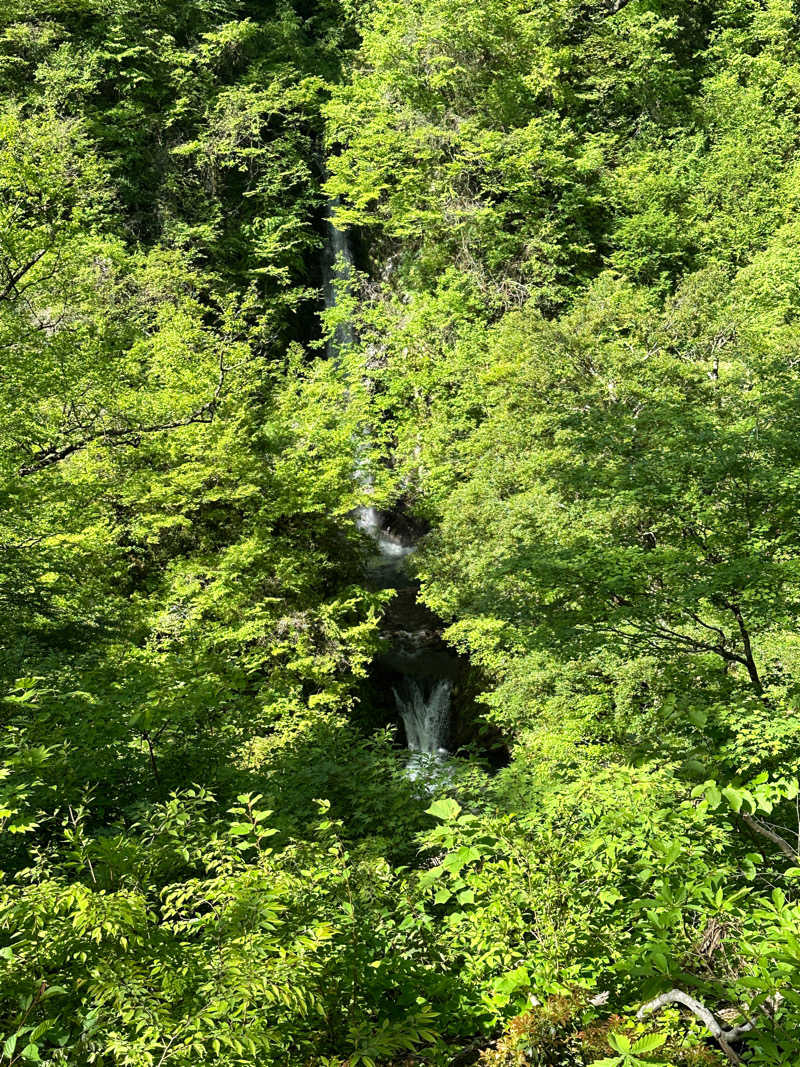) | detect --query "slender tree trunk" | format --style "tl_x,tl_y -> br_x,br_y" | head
728,602 -> 762,693
143,730 -> 162,787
